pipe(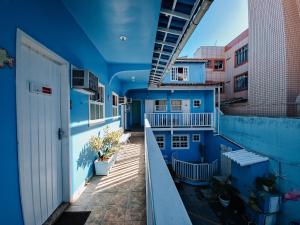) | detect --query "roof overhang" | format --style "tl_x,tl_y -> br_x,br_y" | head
148,85 -> 216,91
149,0 -> 214,86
